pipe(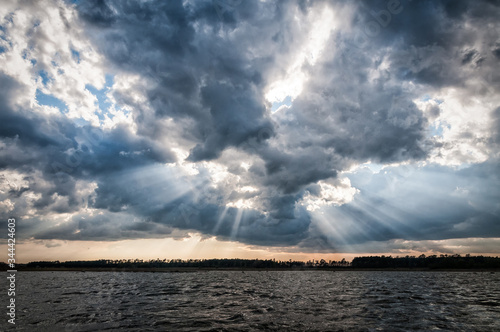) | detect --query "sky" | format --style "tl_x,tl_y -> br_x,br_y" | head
0,0 -> 499,263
